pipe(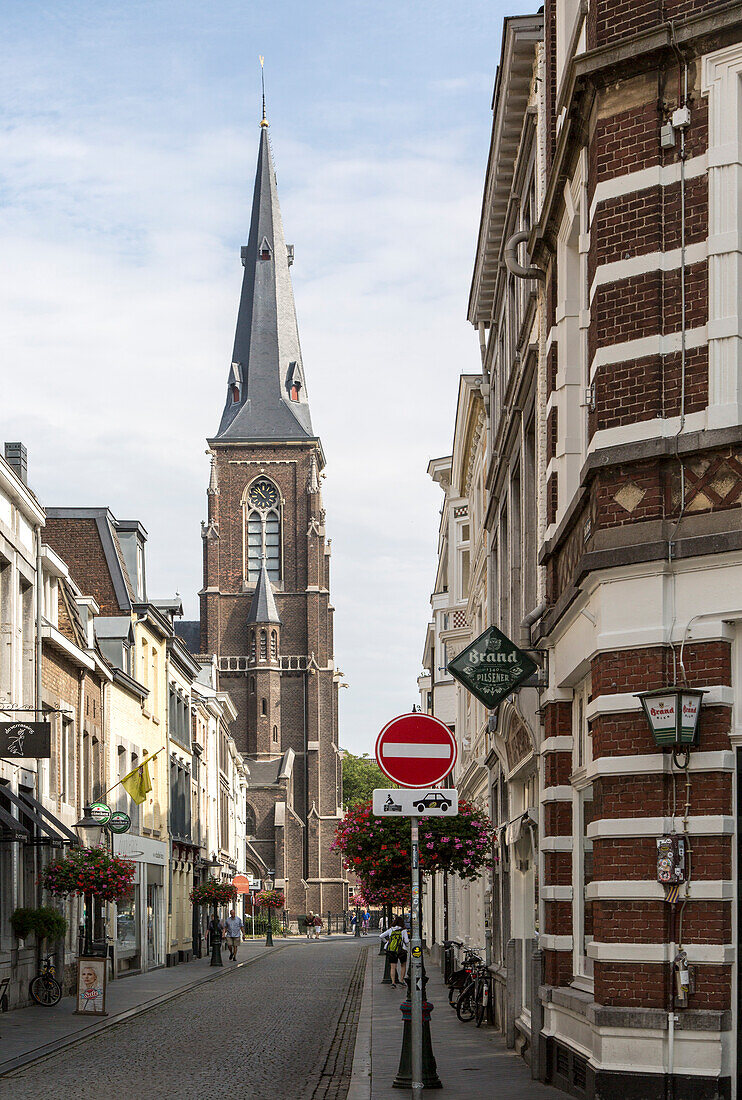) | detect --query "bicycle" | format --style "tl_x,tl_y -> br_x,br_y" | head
29,953 -> 62,1007
456,962 -> 489,1022
475,968 -> 493,1027
447,948 -> 483,1008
